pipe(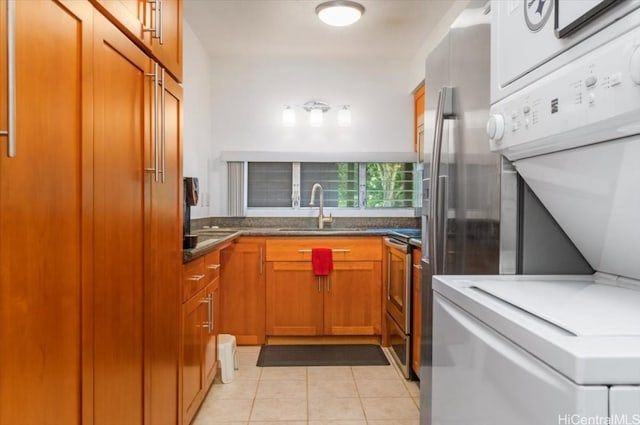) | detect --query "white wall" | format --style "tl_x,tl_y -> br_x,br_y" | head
183,2 -> 469,216
207,57 -> 415,215
183,22 -> 213,218
407,0 -> 470,92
